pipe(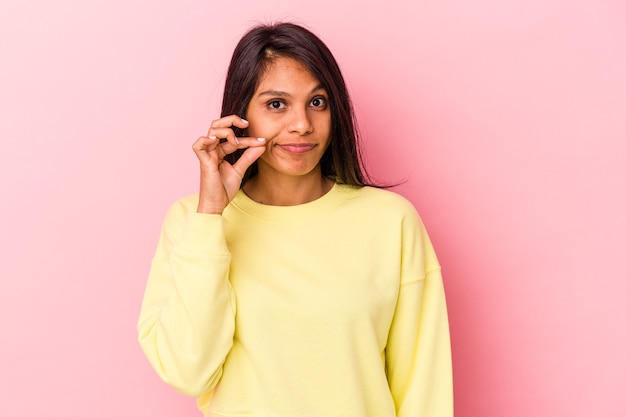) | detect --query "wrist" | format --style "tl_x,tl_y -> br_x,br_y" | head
196,203 -> 224,215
